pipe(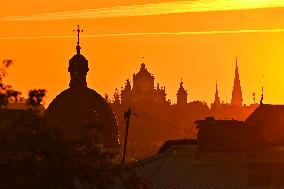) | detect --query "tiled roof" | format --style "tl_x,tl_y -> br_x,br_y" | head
136,145 -> 247,189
